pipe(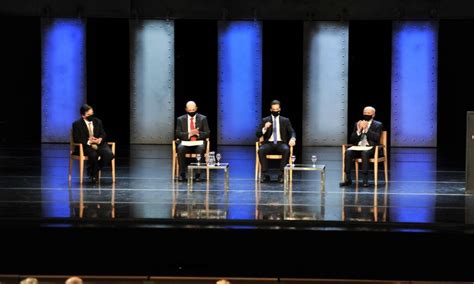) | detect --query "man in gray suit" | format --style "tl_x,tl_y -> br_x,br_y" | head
175,101 -> 210,182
